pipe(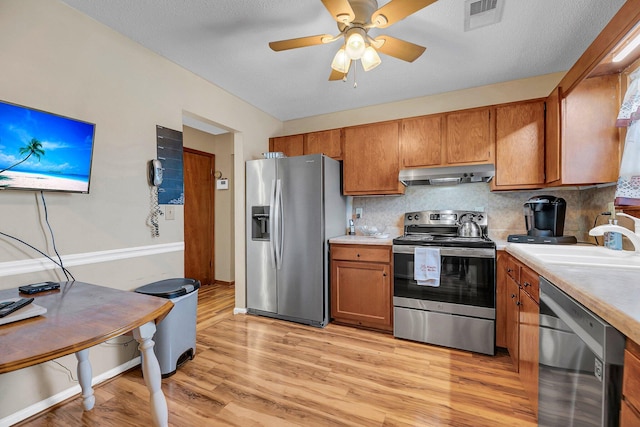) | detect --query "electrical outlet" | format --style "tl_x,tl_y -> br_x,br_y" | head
355,208 -> 363,219
607,202 -> 615,215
